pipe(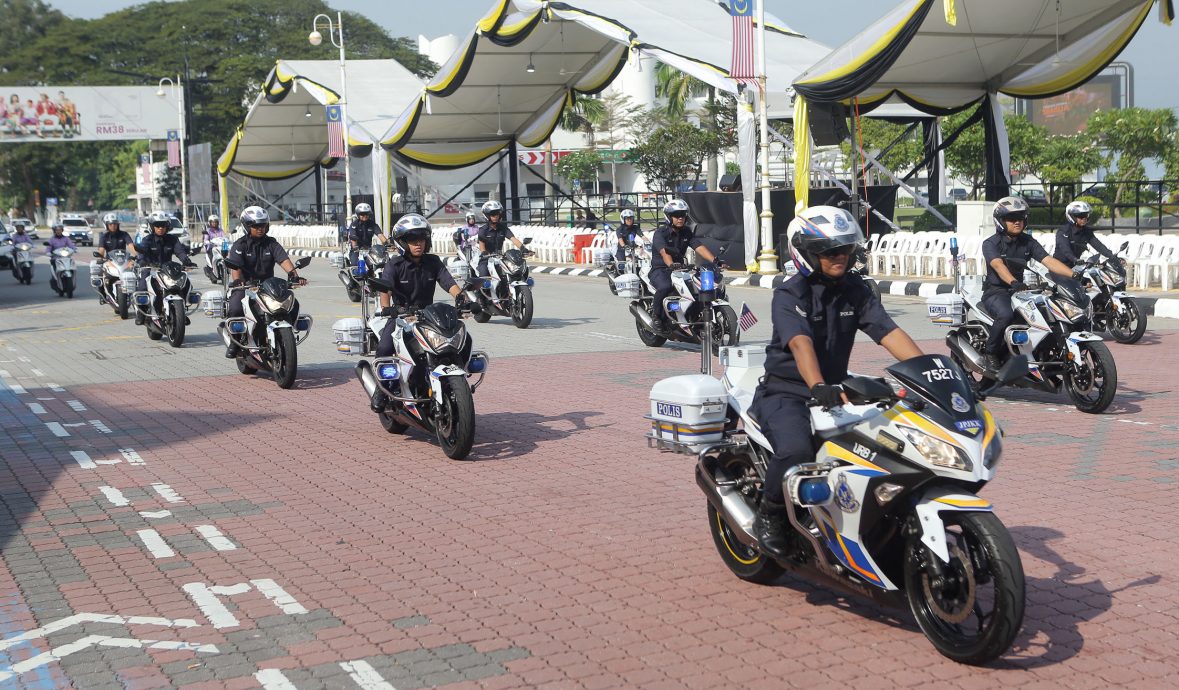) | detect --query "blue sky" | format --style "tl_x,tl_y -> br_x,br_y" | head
46,0 -> 1179,112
